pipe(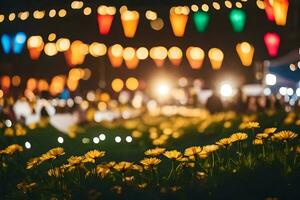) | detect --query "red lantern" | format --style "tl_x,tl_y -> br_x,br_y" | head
264,32 -> 280,57
97,6 -> 116,35
264,0 -> 275,21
